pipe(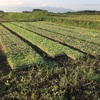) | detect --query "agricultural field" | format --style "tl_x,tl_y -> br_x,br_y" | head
45,15 -> 100,30
2,22 -> 100,57
50,15 -> 100,22
0,25 -> 43,69
0,20 -> 100,99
